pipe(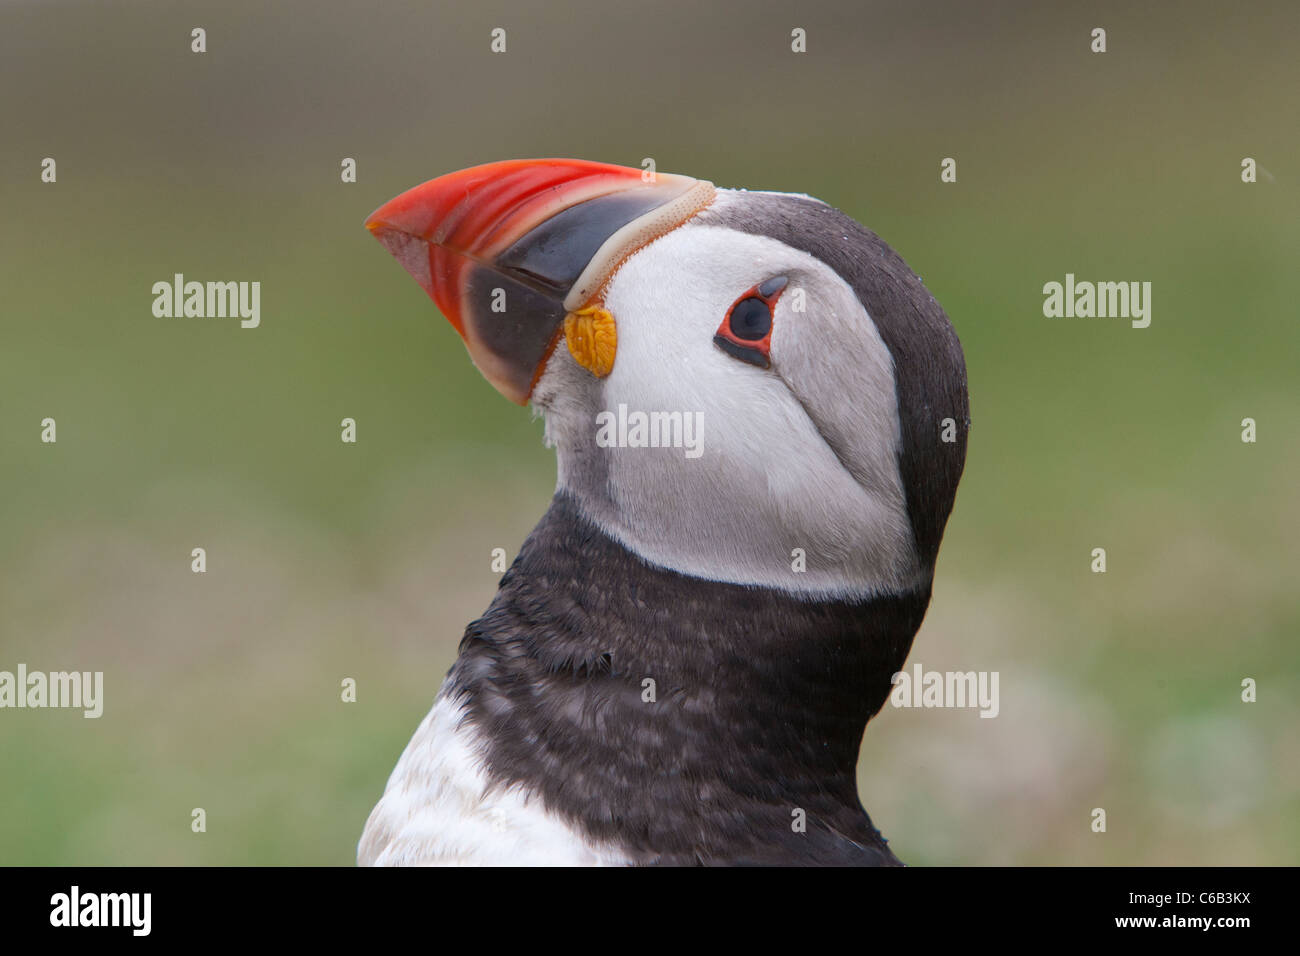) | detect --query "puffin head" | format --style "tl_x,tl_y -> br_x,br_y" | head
367,159 -> 968,602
